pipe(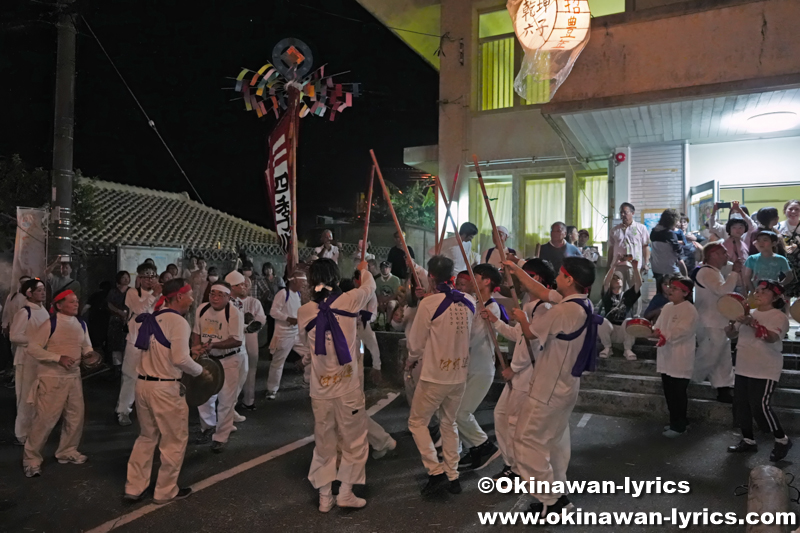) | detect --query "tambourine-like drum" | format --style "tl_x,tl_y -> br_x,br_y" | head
717,293 -> 749,321
626,318 -> 654,338
81,351 -> 104,370
182,357 -> 224,407
790,299 -> 800,324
